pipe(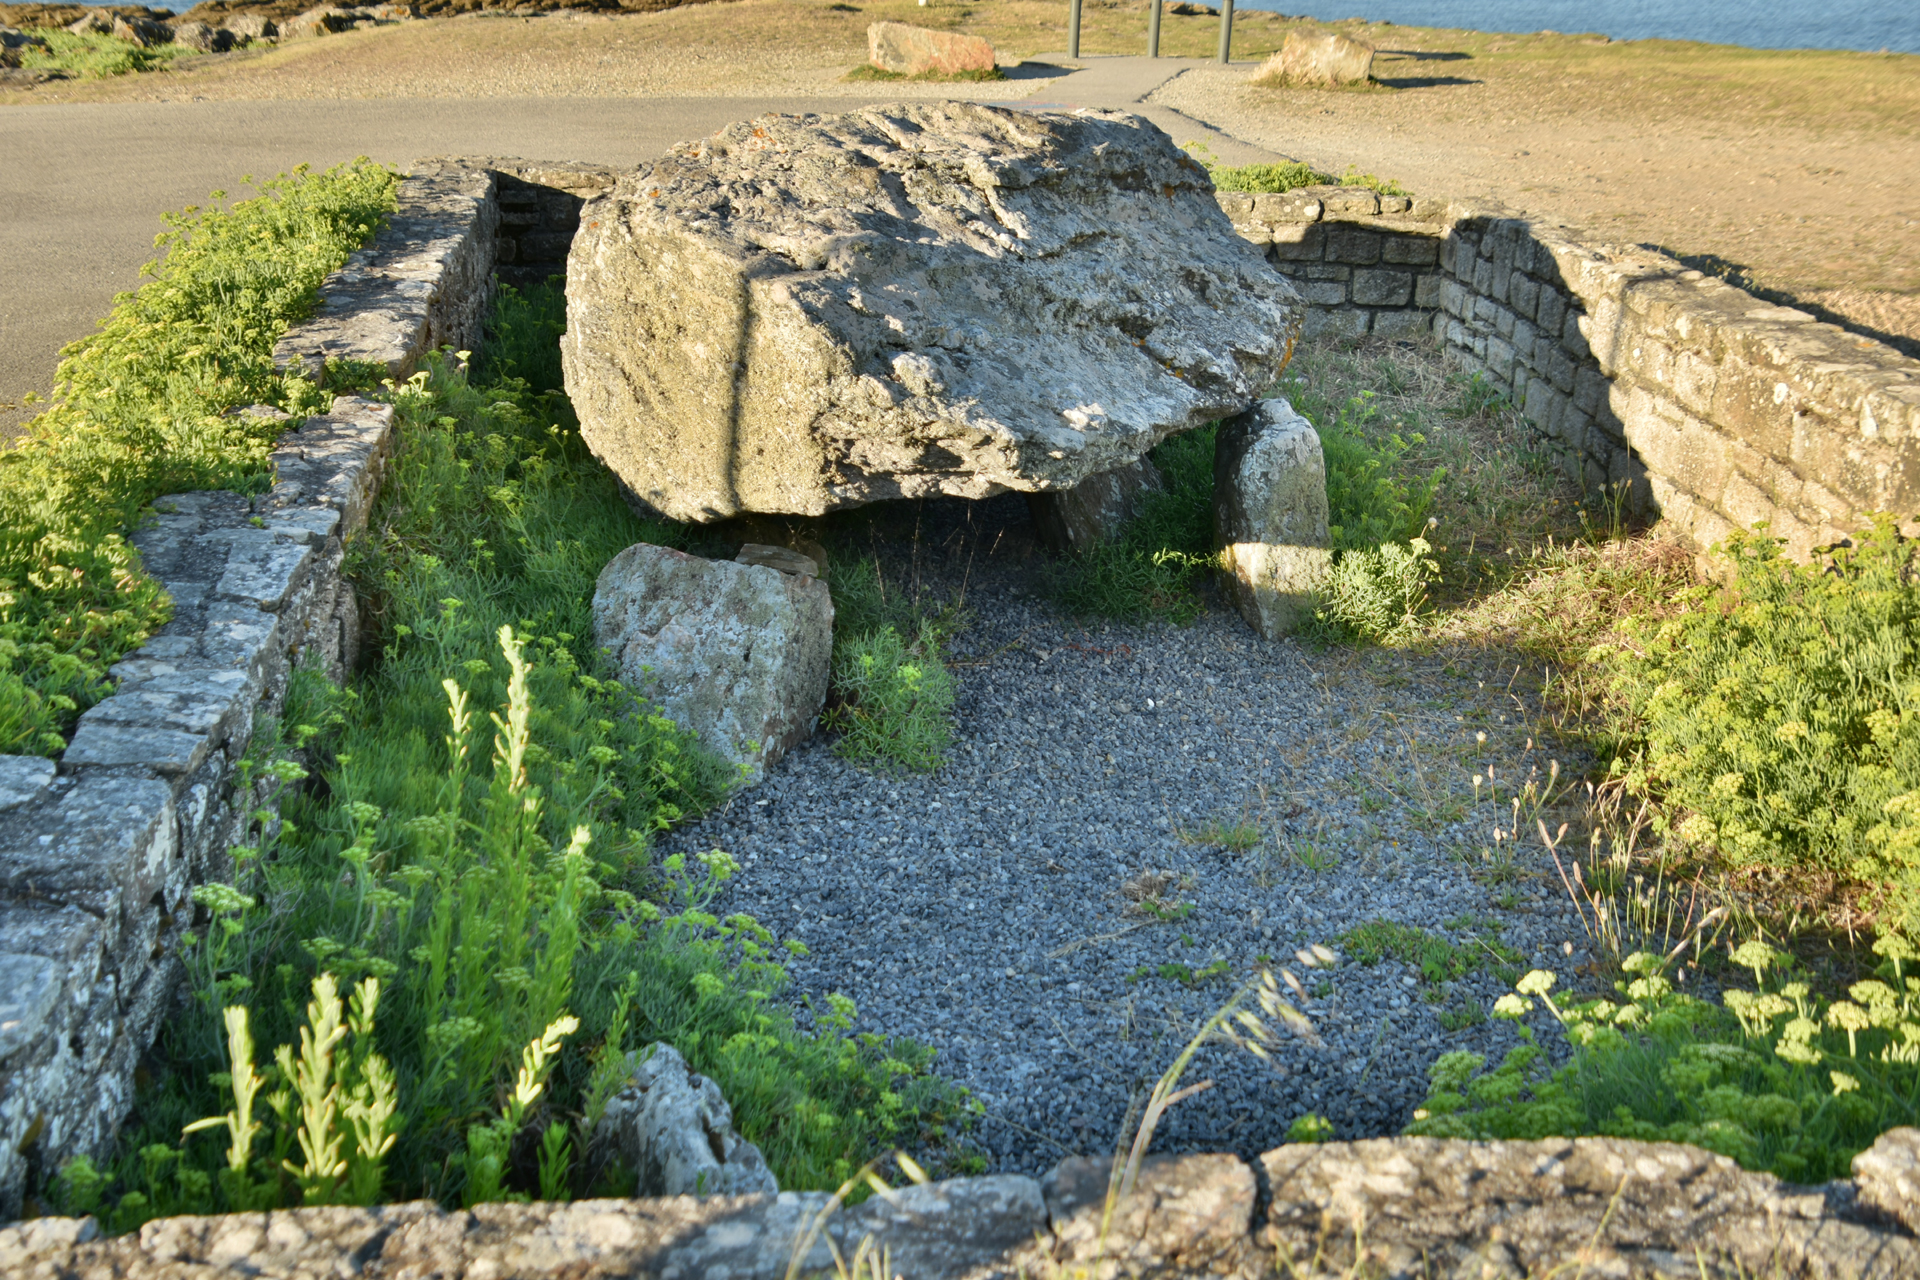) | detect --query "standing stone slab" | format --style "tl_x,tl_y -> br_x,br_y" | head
1214,398 -> 1331,638
594,1043 -> 778,1198
564,101 -> 1302,523
593,544 -> 832,781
